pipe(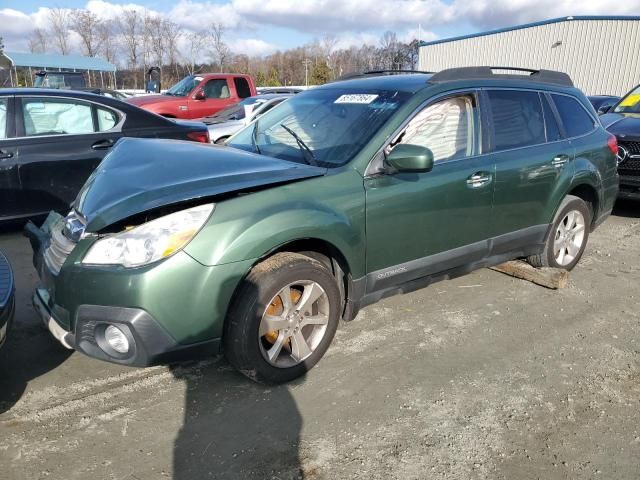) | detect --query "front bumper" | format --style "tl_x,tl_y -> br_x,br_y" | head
618,174 -> 640,200
26,214 -> 253,367
32,287 -> 220,366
